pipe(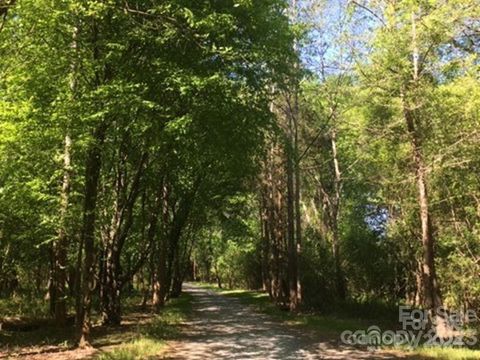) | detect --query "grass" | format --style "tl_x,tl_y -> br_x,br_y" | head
0,319 -> 77,350
94,293 -> 193,360
0,296 -> 49,318
95,338 -> 166,360
405,346 -> 480,359
196,282 -> 480,360
0,292 -> 193,359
